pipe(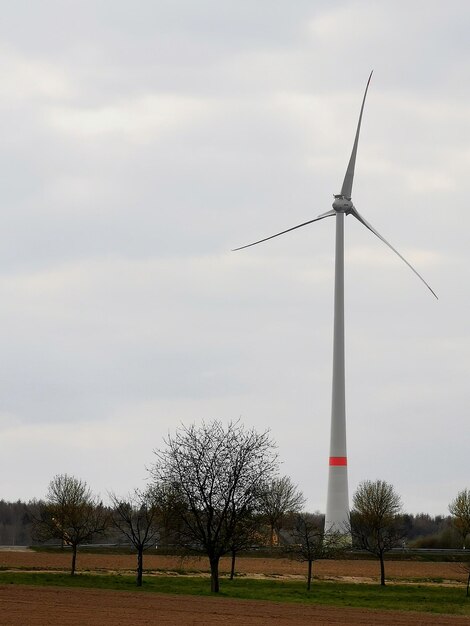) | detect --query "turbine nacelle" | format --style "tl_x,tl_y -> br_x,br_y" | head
332,195 -> 354,214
